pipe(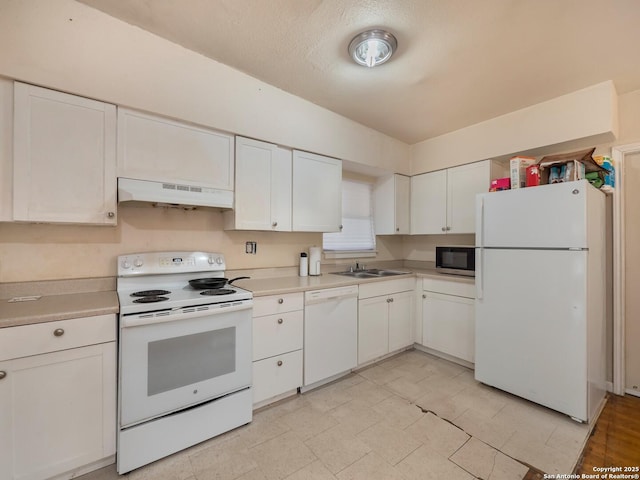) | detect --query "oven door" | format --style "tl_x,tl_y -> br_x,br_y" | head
119,303 -> 252,428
